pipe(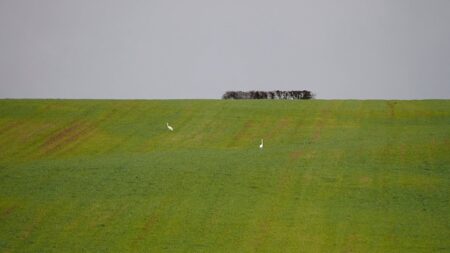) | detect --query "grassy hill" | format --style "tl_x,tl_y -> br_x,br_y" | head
0,99 -> 449,252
